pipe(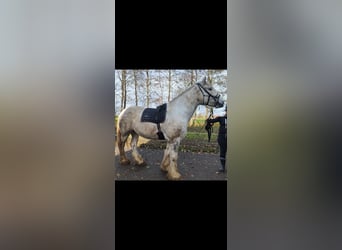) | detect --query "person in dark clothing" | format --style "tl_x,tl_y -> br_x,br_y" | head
206,107 -> 227,173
